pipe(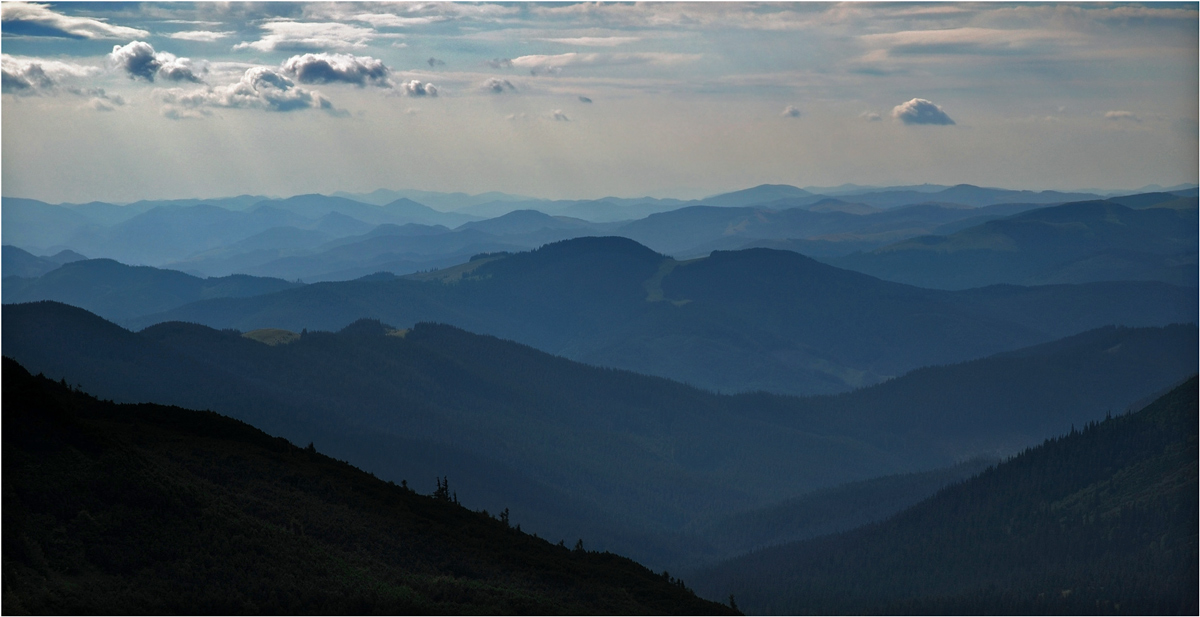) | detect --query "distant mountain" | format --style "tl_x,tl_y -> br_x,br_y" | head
847,184 -> 1104,209
1,197 -> 99,250
4,301 -> 1194,572
615,202 -> 1045,258
332,188 -> 535,210
835,198 -> 1199,288
3,259 -> 301,321
457,209 -> 598,235
3,358 -> 734,615
123,238 -> 1198,397
699,184 -> 815,207
253,194 -> 476,228
691,377 -> 1198,615
1,246 -> 86,278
